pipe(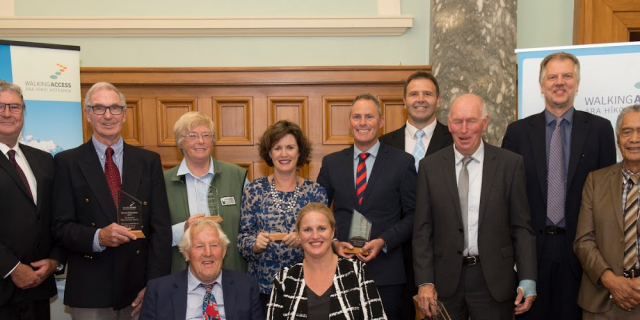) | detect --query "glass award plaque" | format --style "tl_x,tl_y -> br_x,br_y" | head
413,296 -> 452,320
202,180 -> 223,223
343,210 -> 372,256
117,189 -> 145,238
